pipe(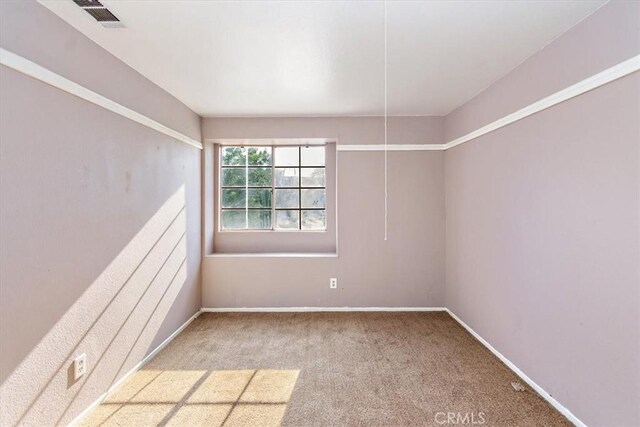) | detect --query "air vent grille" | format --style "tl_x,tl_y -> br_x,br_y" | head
73,0 -> 124,28
85,8 -> 118,22
72,0 -> 103,7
